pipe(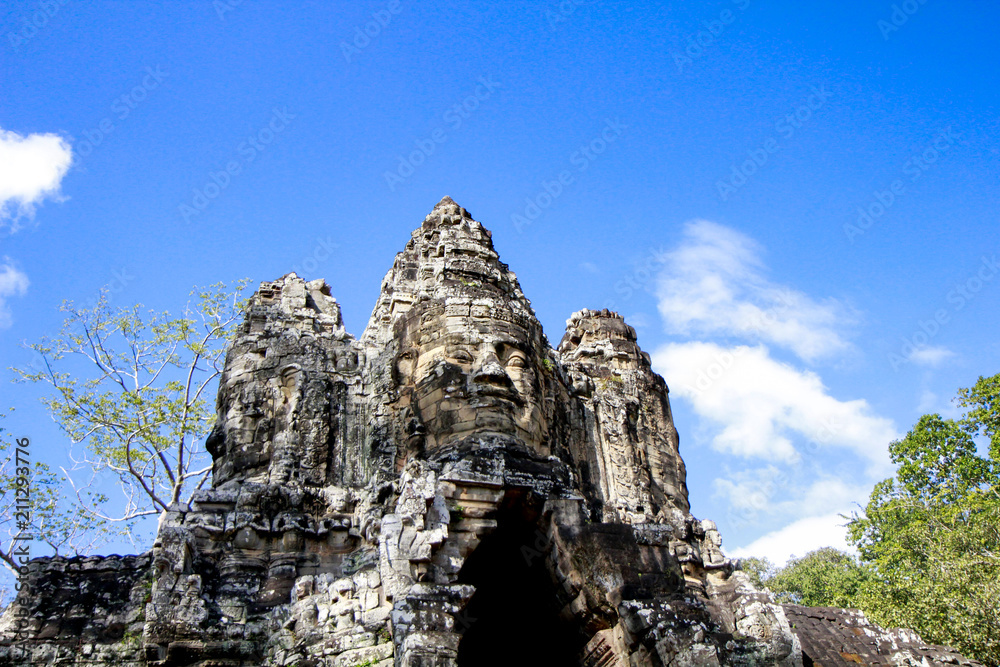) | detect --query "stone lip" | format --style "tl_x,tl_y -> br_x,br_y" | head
424,432 -> 581,498
14,552 -> 152,570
